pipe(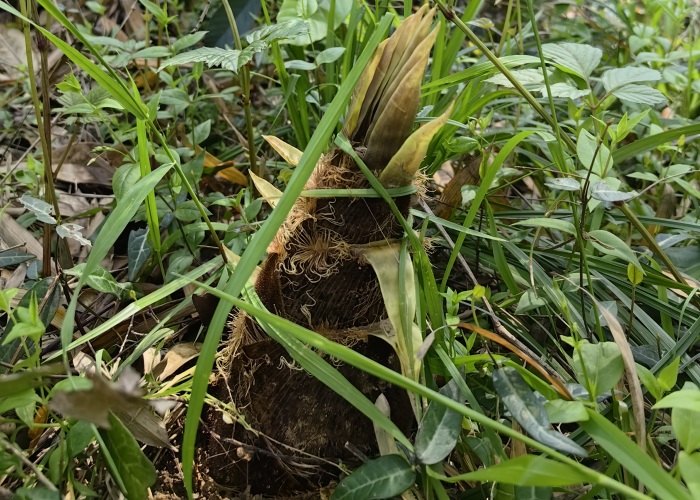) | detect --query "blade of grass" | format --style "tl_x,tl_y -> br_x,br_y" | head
612,124 -> 700,163
440,130 -> 536,292
580,410 -> 691,499
58,166 -> 172,368
136,118 -> 163,275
